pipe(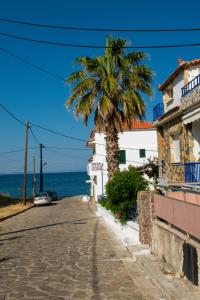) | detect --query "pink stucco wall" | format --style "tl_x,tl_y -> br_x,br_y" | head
154,193 -> 200,240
